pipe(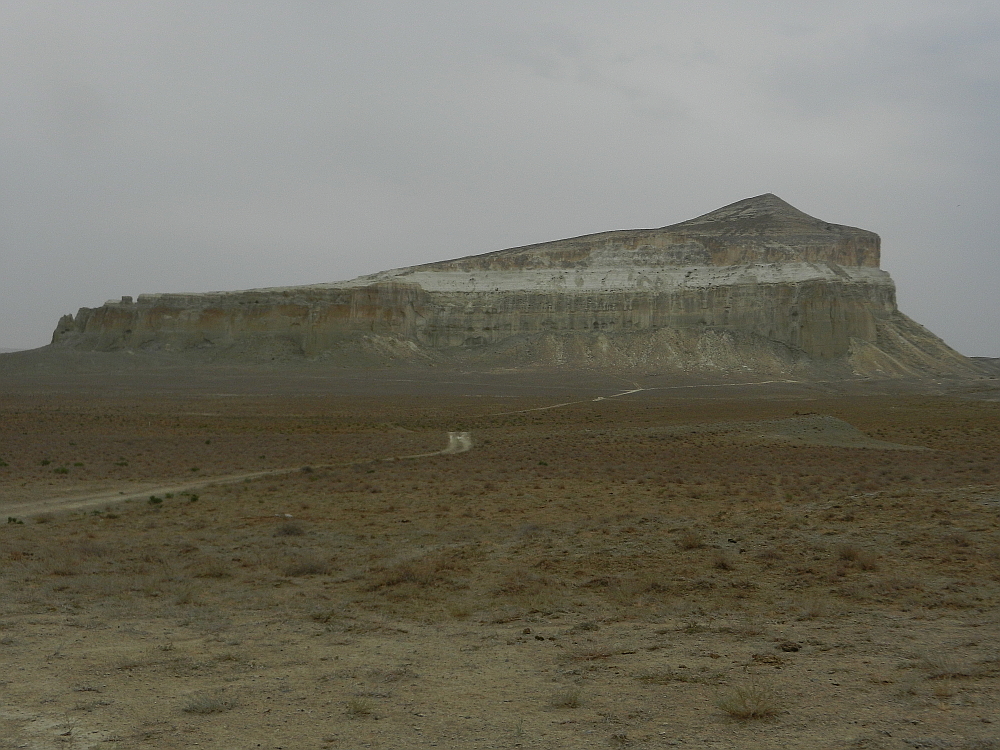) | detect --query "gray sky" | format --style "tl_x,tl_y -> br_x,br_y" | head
2,1 -> 998,356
